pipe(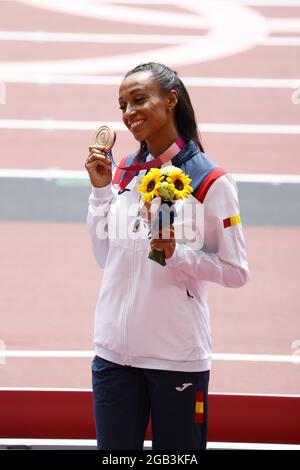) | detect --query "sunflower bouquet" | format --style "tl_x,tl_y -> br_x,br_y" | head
137,166 -> 193,266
